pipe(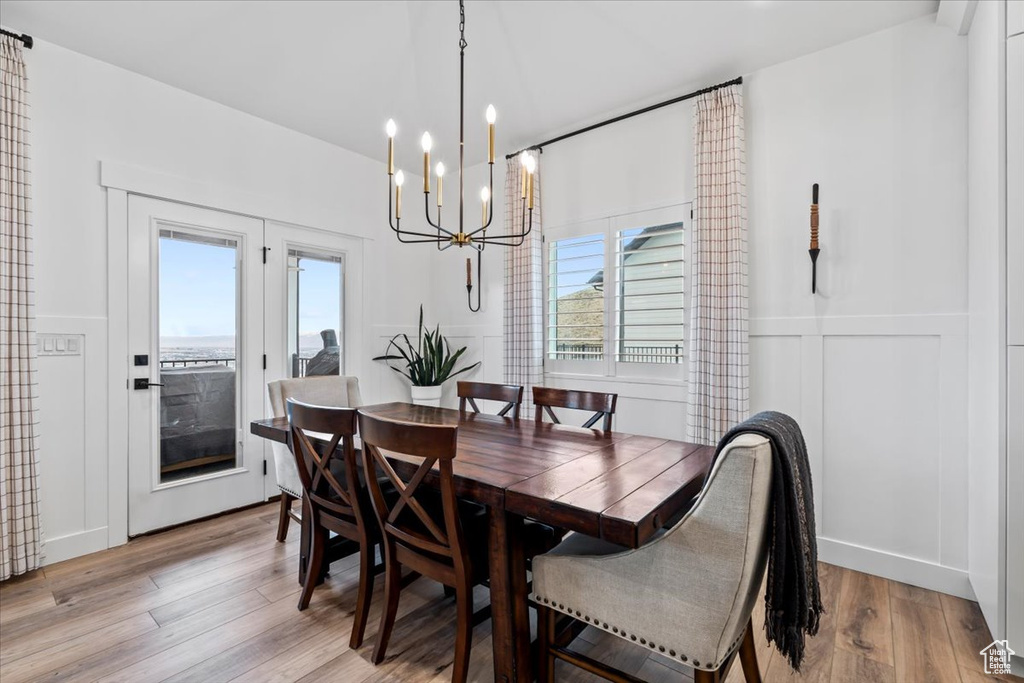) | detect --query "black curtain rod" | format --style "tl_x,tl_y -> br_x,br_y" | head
505,75 -> 742,159
1,28 -> 33,49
